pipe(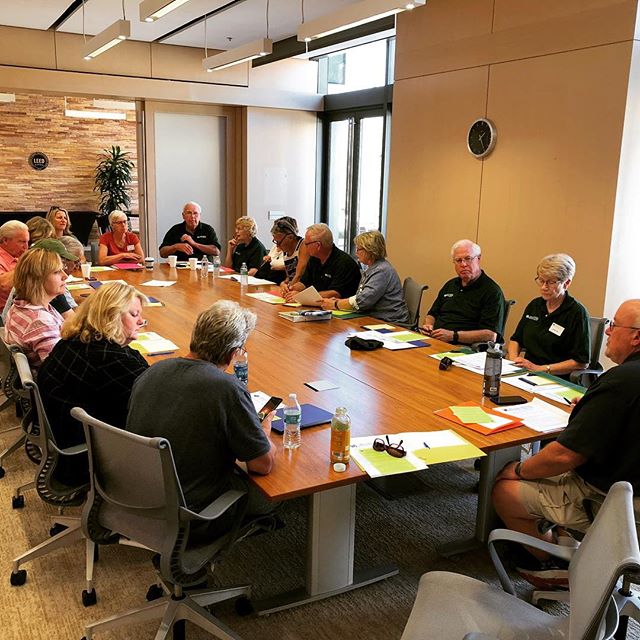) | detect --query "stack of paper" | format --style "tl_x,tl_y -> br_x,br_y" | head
445,351 -> 523,375
349,330 -> 428,350
502,374 -> 585,405
492,398 -> 570,433
434,401 -> 522,434
246,292 -> 286,304
129,332 -> 178,356
219,275 -> 275,286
